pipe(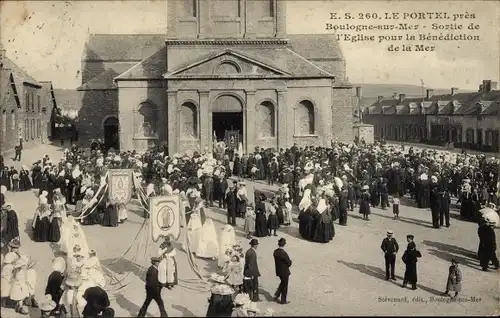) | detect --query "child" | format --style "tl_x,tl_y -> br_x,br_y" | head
392,196 -> 400,219
266,201 -> 279,237
250,164 -> 258,181
224,254 -> 243,292
11,173 -> 19,192
442,258 -> 461,299
244,205 -> 255,239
